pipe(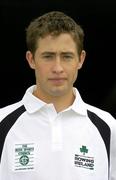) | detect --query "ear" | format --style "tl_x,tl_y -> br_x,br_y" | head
26,51 -> 35,69
78,50 -> 86,69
